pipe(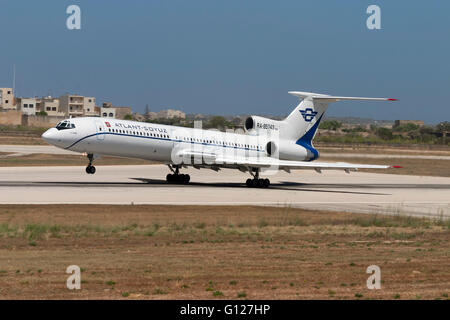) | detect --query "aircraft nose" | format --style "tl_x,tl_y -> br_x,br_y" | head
41,128 -> 59,144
